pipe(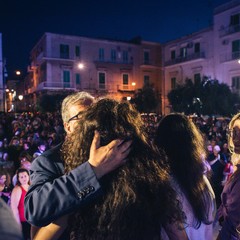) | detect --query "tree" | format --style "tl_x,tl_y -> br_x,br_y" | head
168,77 -> 240,116
130,83 -> 159,113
